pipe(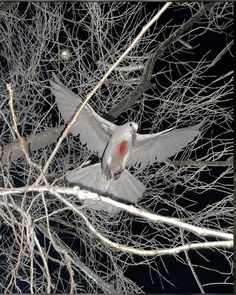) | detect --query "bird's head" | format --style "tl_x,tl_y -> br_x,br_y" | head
128,122 -> 138,133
